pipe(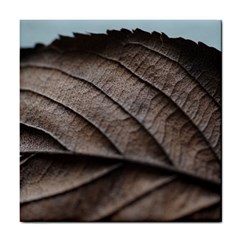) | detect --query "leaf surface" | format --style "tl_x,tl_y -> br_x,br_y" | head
20,29 -> 221,222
